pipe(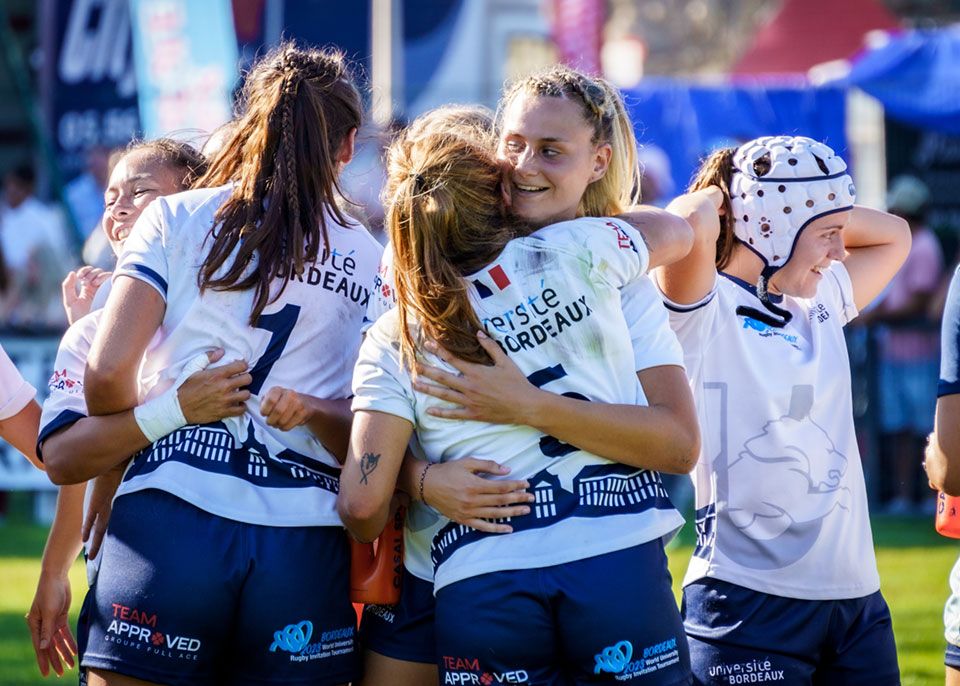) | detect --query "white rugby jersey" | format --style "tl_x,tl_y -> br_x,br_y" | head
0,343 -> 36,420
112,185 -> 383,527
365,235 -> 684,582
354,217 -> 684,592
37,310 -> 104,575
665,263 -> 880,599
